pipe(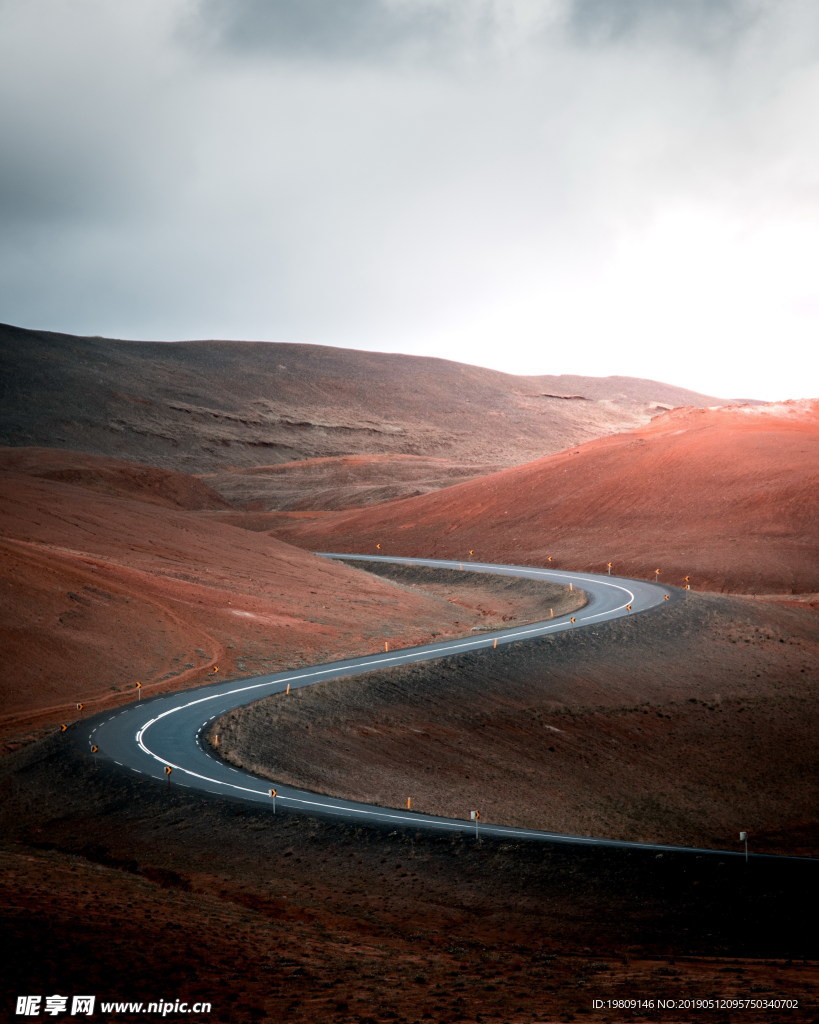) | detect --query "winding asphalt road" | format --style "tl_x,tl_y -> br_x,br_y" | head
84,554 -> 762,858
